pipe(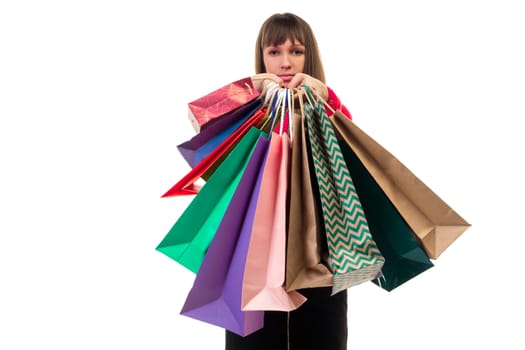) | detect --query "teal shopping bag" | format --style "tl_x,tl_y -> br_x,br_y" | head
156,127 -> 264,273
